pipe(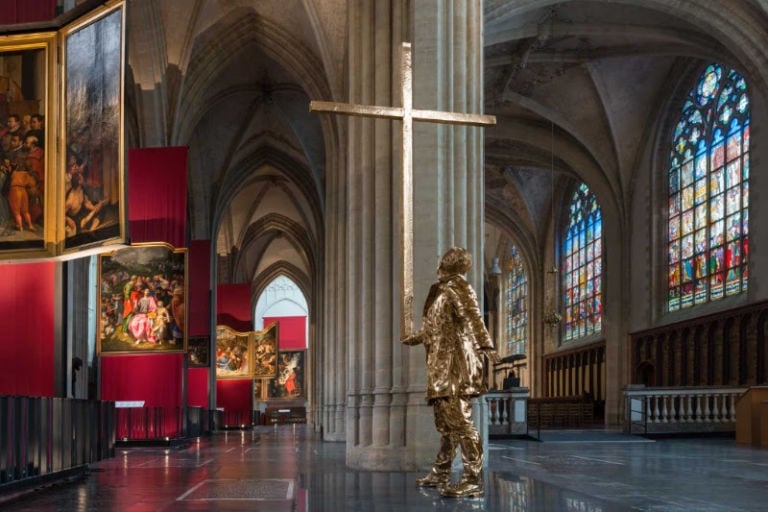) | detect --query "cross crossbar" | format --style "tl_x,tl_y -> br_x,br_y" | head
310,42 -> 496,336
